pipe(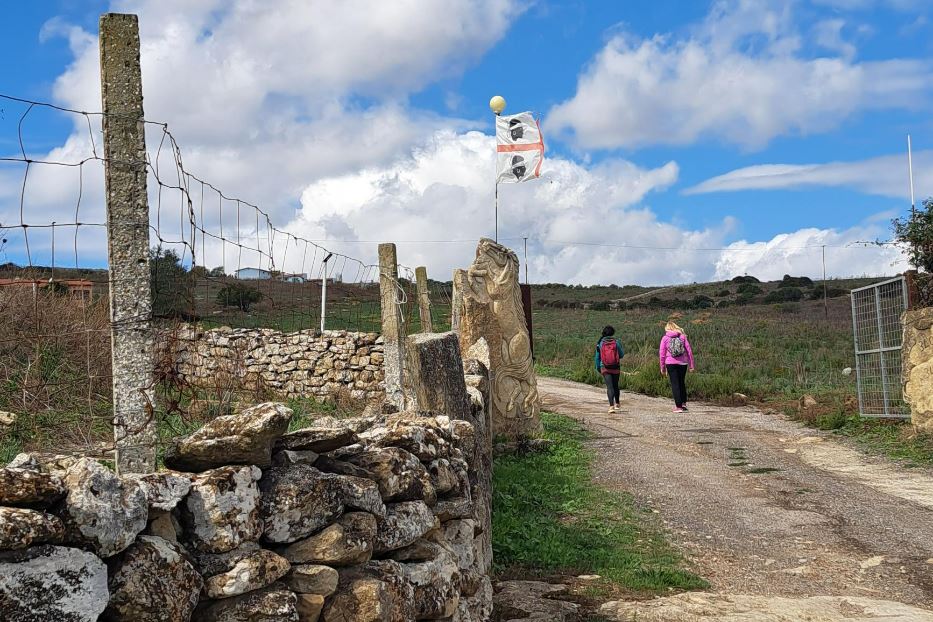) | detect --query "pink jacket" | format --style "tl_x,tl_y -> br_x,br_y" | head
660,330 -> 694,369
